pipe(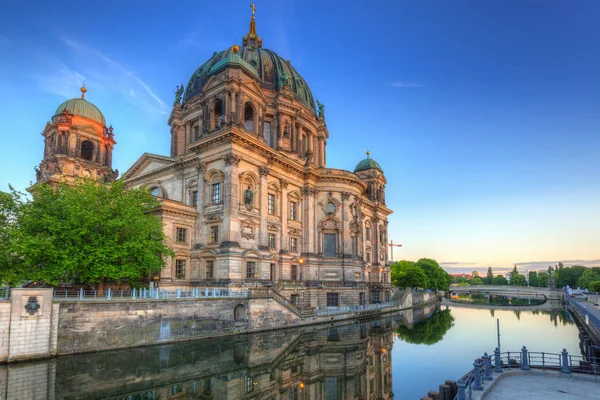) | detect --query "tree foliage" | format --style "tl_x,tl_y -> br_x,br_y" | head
391,260 -> 430,289
509,265 -> 527,286
485,267 -> 494,285
589,281 -> 600,293
577,269 -> 600,290
528,271 -> 539,287
470,276 -> 484,285
492,274 -> 508,285
415,258 -> 451,291
395,309 -> 455,345
0,179 -> 173,286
